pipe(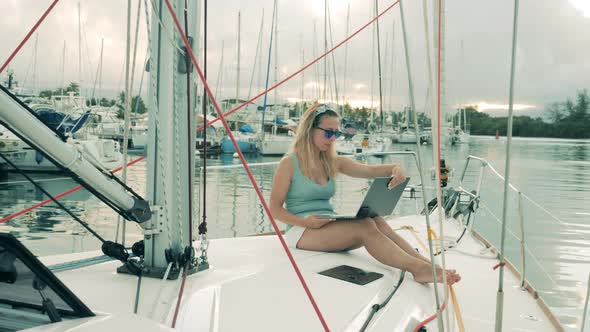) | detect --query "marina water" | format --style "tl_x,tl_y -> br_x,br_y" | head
1,136 -> 589,330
